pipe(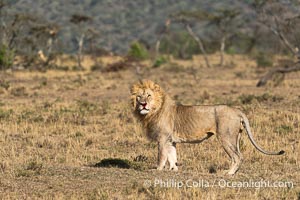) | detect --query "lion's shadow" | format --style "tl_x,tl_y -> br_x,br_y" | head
92,157 -> 149,170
